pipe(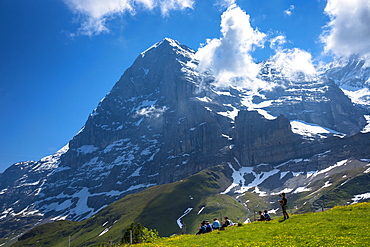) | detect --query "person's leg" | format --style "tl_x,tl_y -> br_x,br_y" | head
282,205 -> 288,219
